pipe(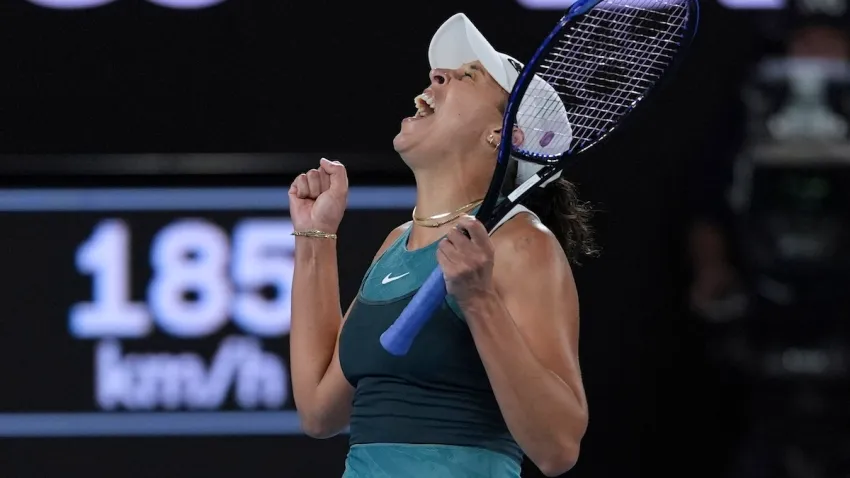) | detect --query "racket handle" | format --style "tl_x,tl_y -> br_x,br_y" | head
379,267 -> 447,356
